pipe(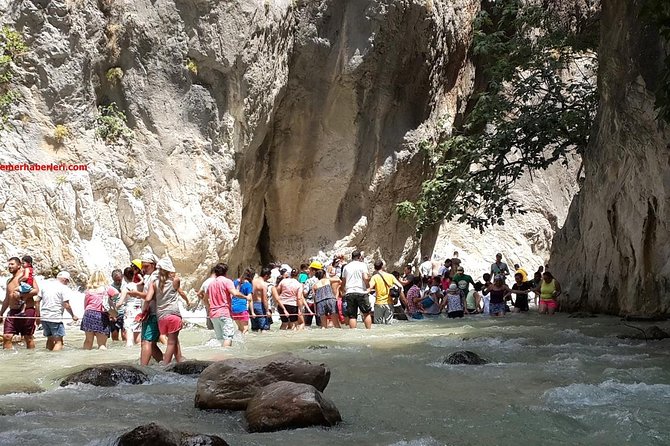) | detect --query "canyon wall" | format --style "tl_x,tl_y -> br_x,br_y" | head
551,0 -> 670,315
0,0 -> 481,284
